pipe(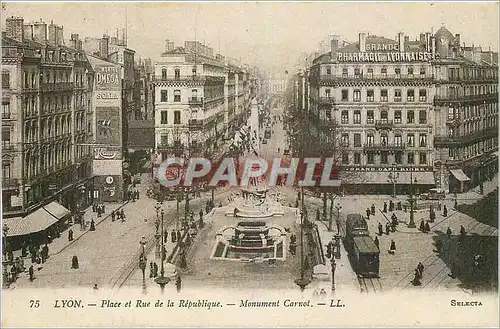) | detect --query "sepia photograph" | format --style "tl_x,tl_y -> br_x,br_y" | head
1,1 -> 499,327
